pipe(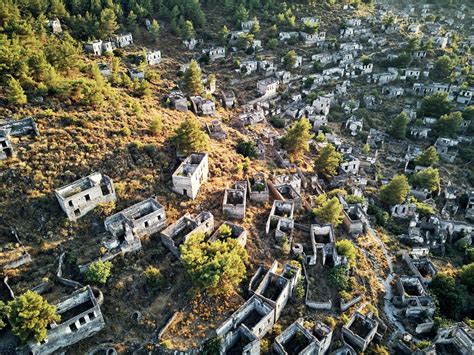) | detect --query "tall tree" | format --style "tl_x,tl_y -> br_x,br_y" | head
6,76 -> 27,105
182,20 -> 195,40
172,117 -> 209,155
429,273 -> 466,320
412,167 -> 440,192
284,49 -> 298,70
7,290 -> 60,343
435,111 -> 463,137
312,196 -> 344,226
390,112 -> 409,139
150,19 -> 160,41
98,8 -> 118,38
380,174 -> 410,206
281,118 -> 314,161
431,55 -> 455,81
315,144 -> 342,178
183,60 -> 203,95
415,146 -> 439,166
180,232 -> 248,295
419,92 -> 452,118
